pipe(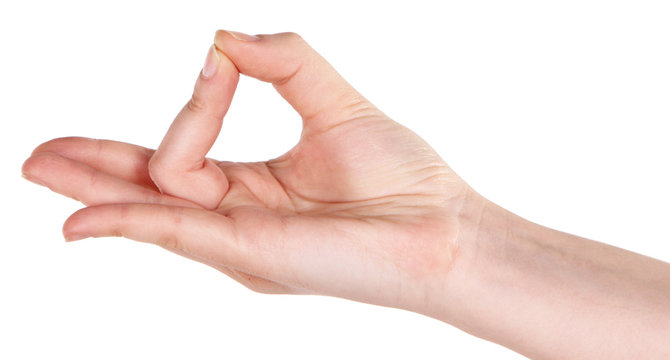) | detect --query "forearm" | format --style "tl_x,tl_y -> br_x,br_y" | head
436,193 -> 670,359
